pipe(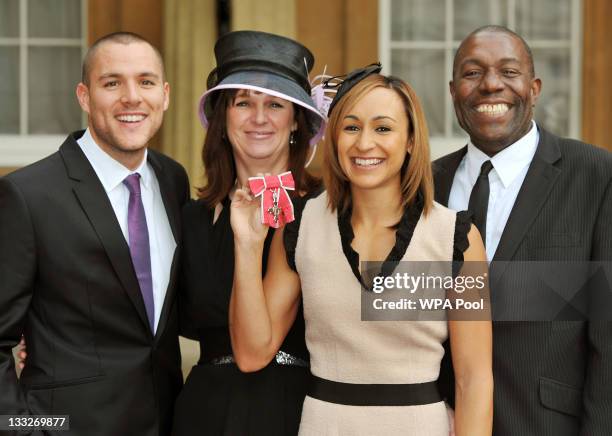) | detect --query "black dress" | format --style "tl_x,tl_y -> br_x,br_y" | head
172,198 -> 310,436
